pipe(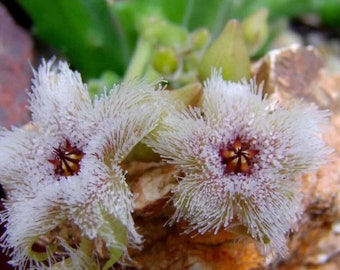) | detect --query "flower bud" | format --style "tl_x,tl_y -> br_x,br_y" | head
242,8 -> 269,56
140,16 -> 187,46
190,28 -> 210,50
152,47 -> 178,75
87,71 -> 120,97
199,20 -> 250,81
